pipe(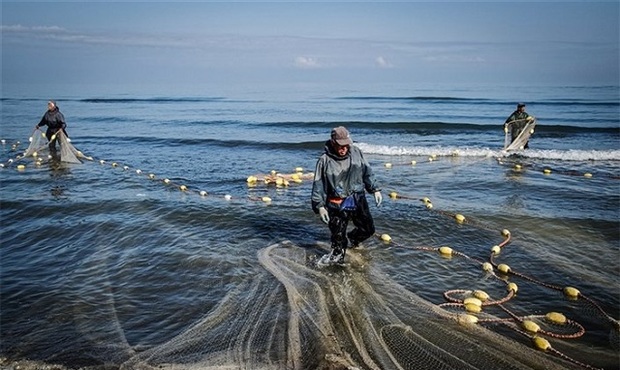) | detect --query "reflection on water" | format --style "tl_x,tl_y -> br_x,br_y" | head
50,185 -> 66,198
